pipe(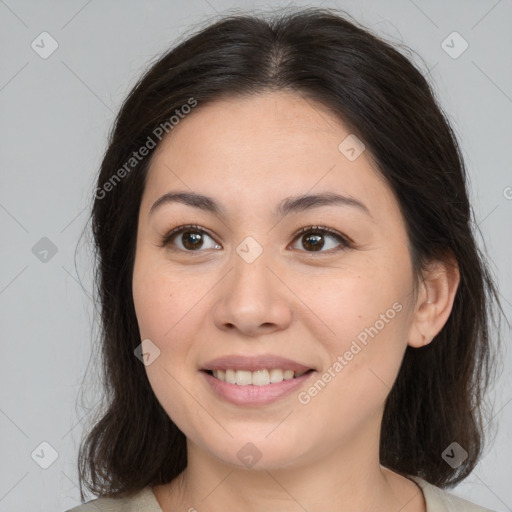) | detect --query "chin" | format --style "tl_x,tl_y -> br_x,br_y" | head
194,432 -> 312,471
